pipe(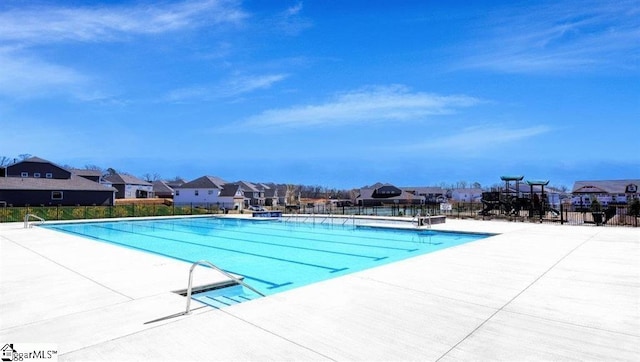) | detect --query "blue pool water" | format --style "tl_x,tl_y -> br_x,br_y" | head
44,217 -> 491,295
